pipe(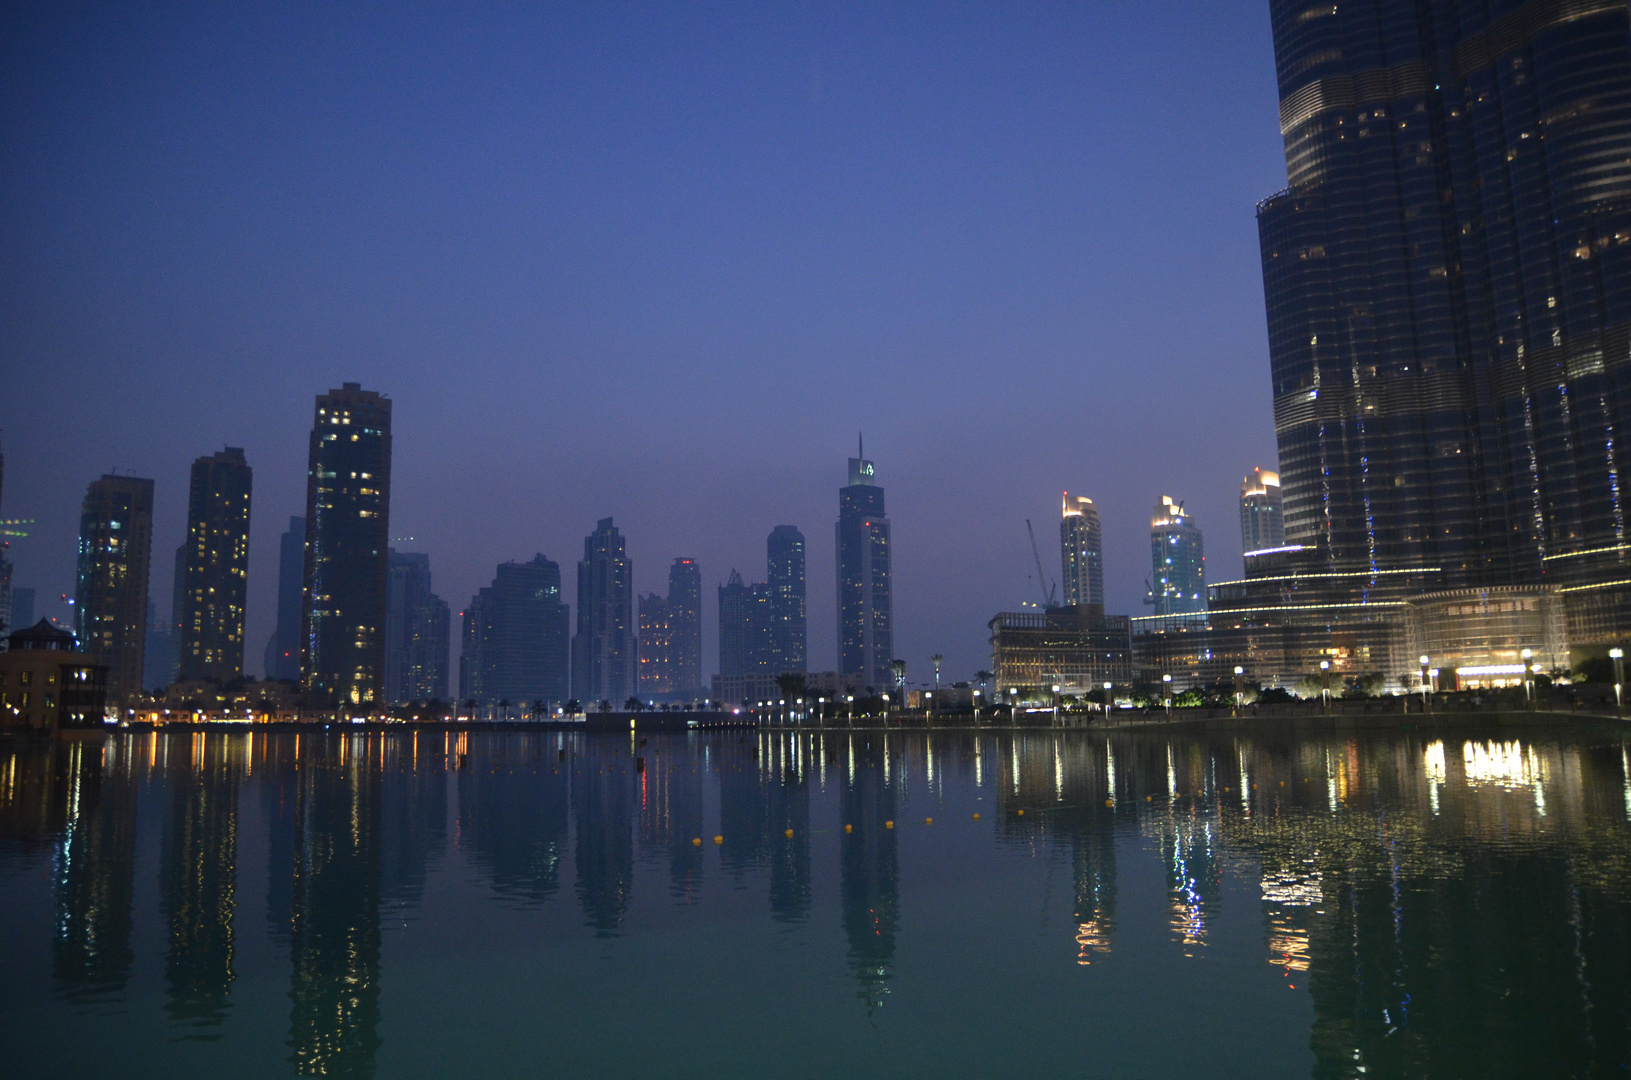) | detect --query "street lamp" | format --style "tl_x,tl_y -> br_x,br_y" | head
1234,666 -> 1245,714
1521,648 -> 1534,708
1052,684 -> 1062,726
1419,655 -> 1431,713
1162,673 -> 1173,716
1103,681 -> 1114,719
1319,660 -> 1331,713
1612,648 -> 1625,712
